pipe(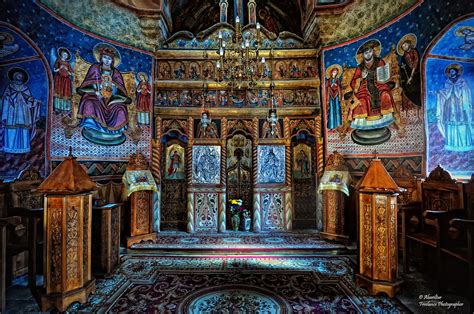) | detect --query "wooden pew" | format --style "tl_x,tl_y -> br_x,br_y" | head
0,216 -> 21,313
4,168 -> 44,294
430,179 -> 474,309
401,165 -> 464,274
449,218 -> 474,312
392,165 -> 422,273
